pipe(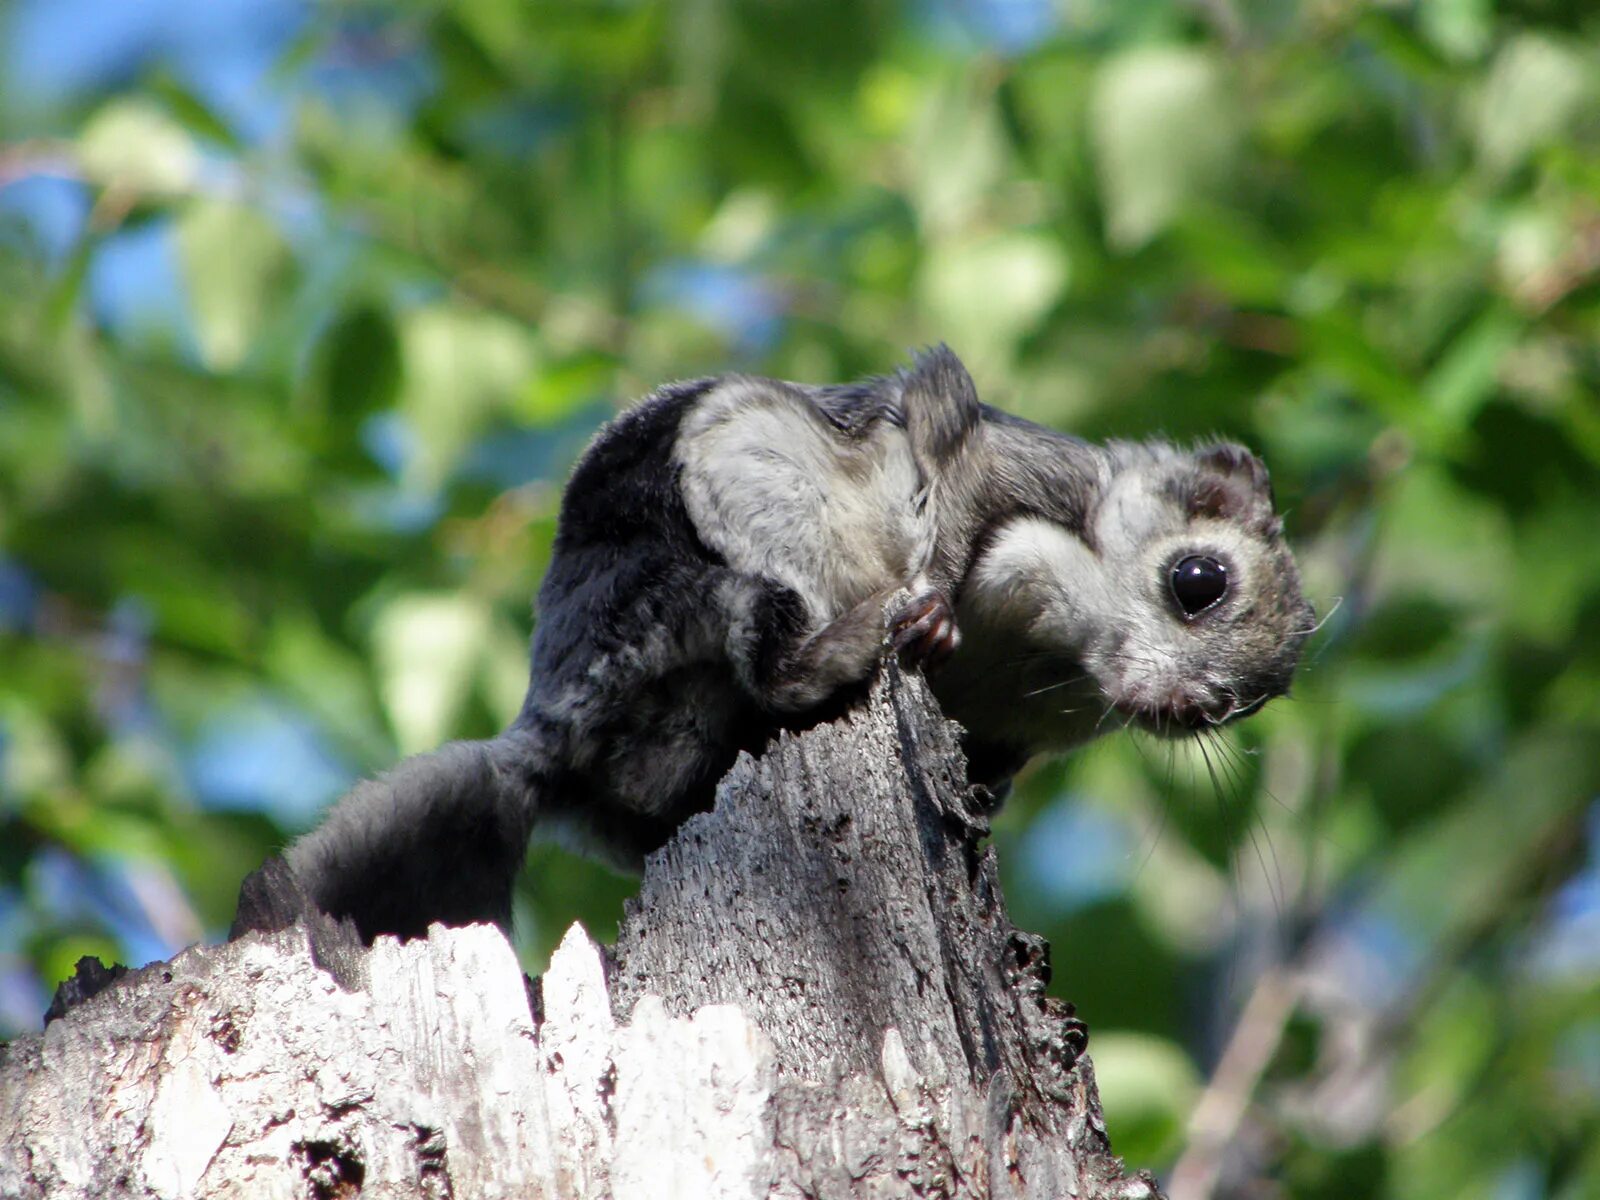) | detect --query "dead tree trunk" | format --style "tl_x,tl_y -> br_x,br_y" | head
0,662 -> 1164,1199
